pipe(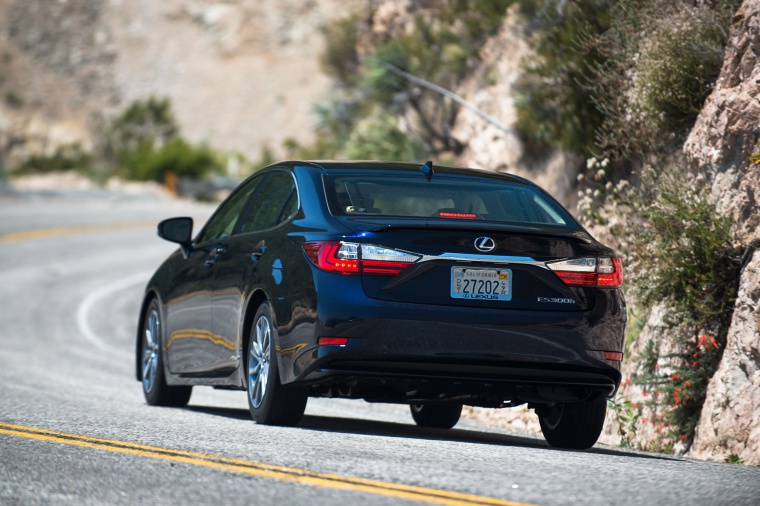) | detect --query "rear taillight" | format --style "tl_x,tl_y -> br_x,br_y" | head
597,257 -> 624,288
547,256 -> 623,288
303,241 -> 419,276
303,241 -> 358,274
361,244 -> 420,275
